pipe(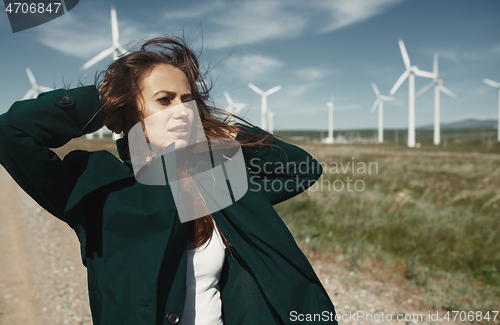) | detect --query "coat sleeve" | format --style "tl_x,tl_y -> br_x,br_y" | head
0,86 -> 103,225
235,123 -> 323,206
